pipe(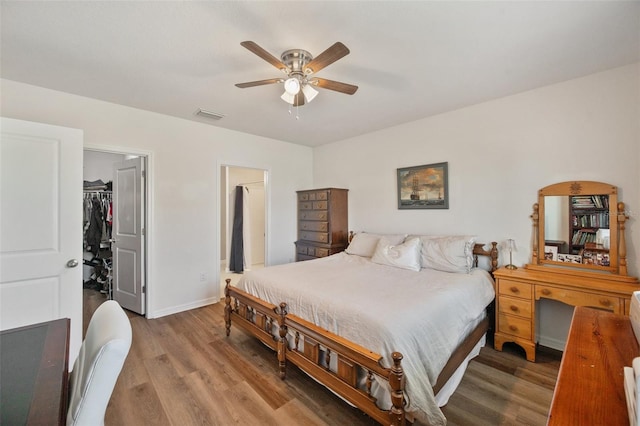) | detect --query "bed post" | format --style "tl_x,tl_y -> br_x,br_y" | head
277,302 -> 288,380
489,241 -> 498,272
388,352 -> 406,426
224,278 -> 232,337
